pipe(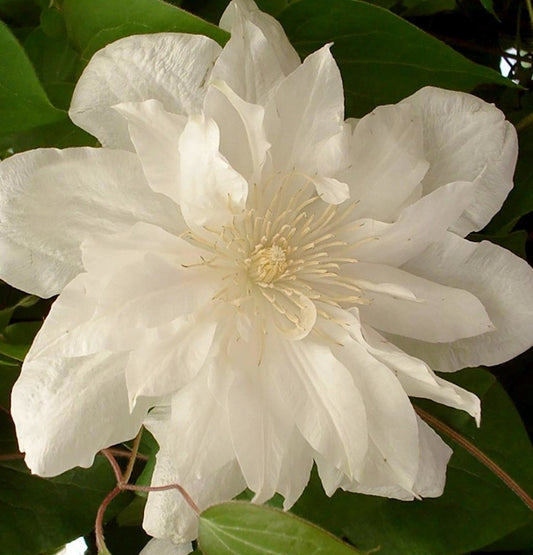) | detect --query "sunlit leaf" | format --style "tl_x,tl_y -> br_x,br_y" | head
199,501 -> 362,554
